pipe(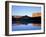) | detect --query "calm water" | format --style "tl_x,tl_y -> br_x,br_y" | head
12,23 -> 41,31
